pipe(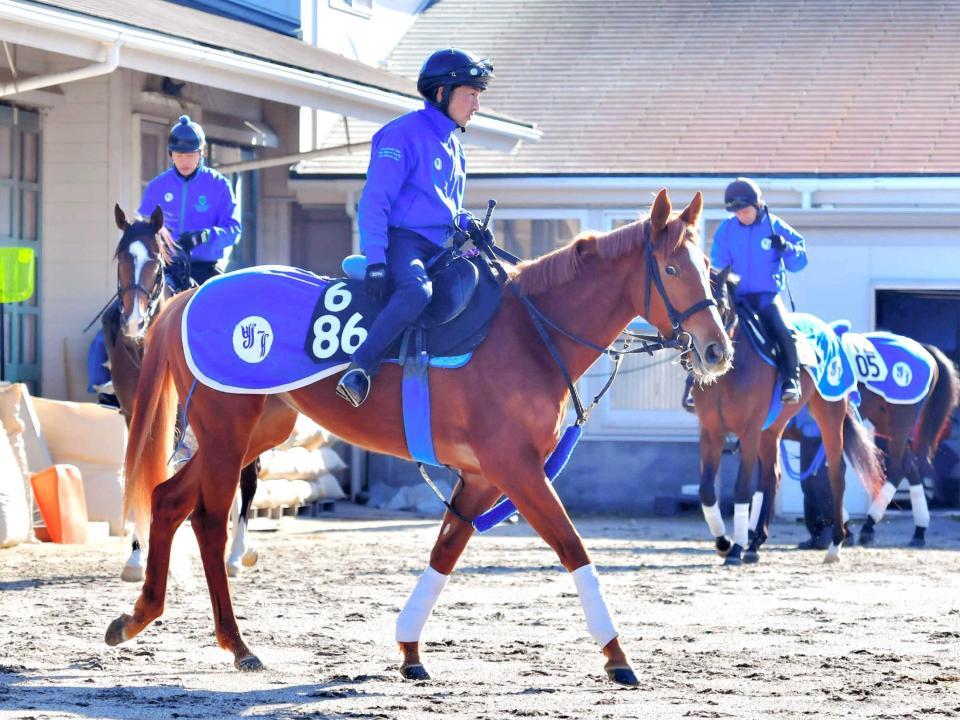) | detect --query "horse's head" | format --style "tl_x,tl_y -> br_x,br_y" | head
631,189 -> 733,381
114,204 -> 172,340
